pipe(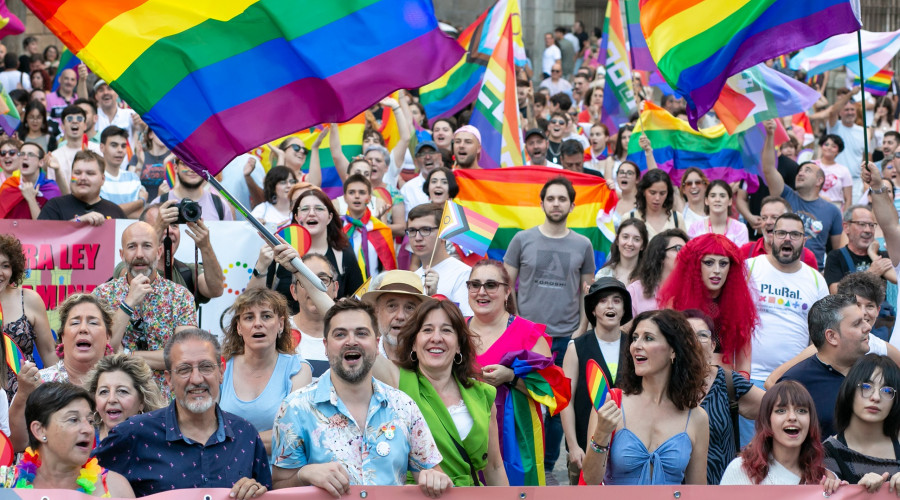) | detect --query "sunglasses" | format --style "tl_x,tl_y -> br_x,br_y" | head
466,280 -> 508,292
0,149 -> 17,157
288,144 -> 307,153
64,115 -> 85,123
